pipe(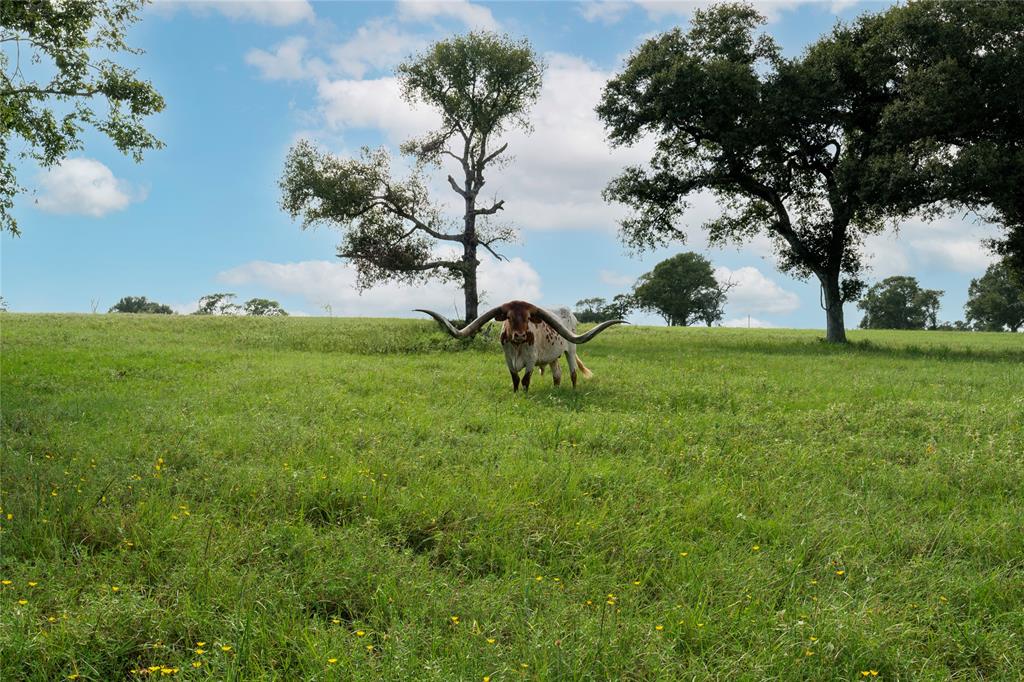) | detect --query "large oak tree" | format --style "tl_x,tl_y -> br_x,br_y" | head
280,33 -> 543,320
597,1 -> 1023,342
